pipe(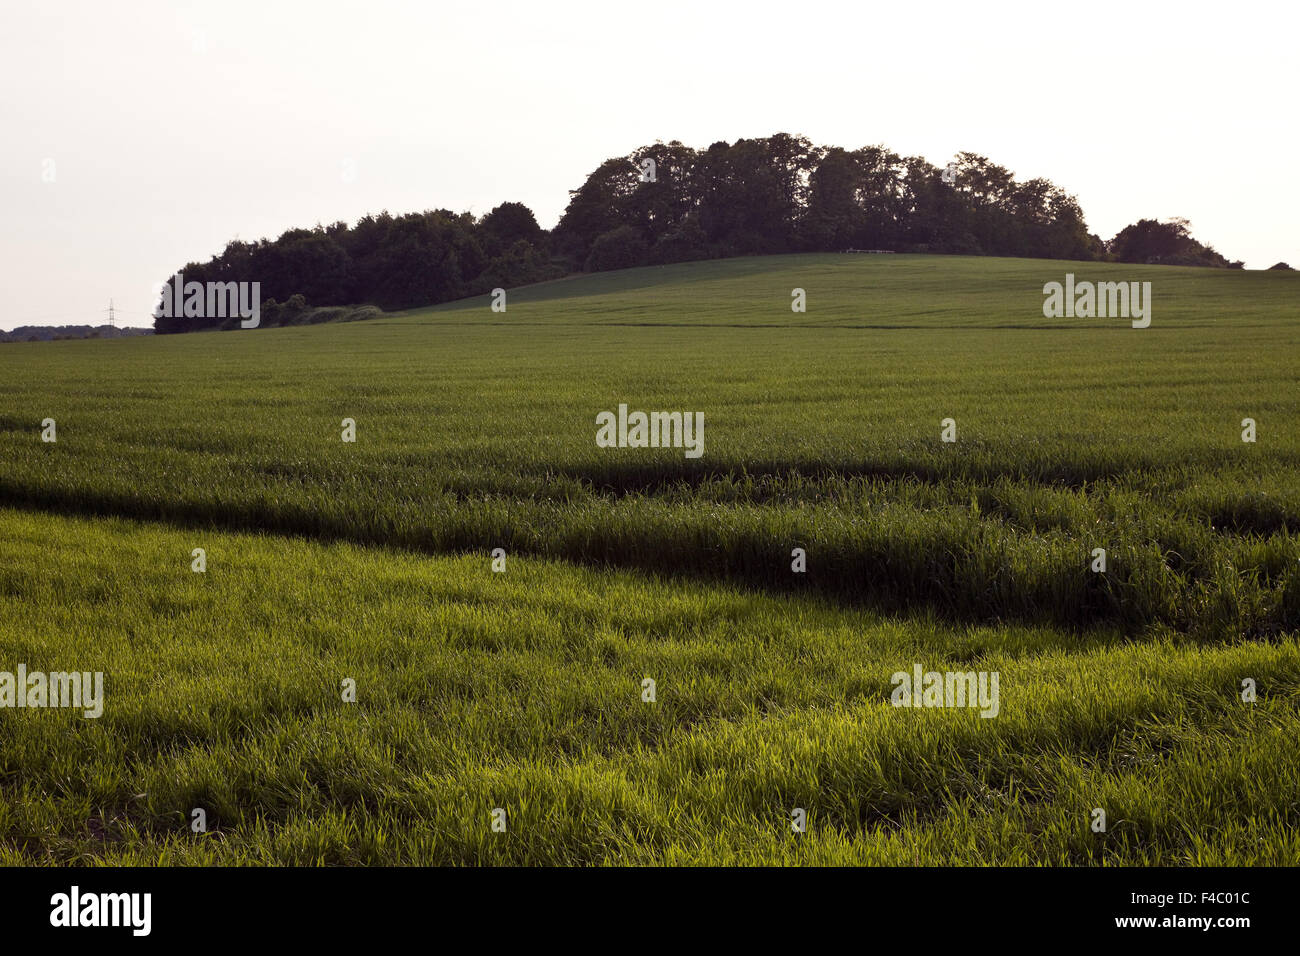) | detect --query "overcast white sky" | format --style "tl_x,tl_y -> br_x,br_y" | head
2,0 -> 1296,330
